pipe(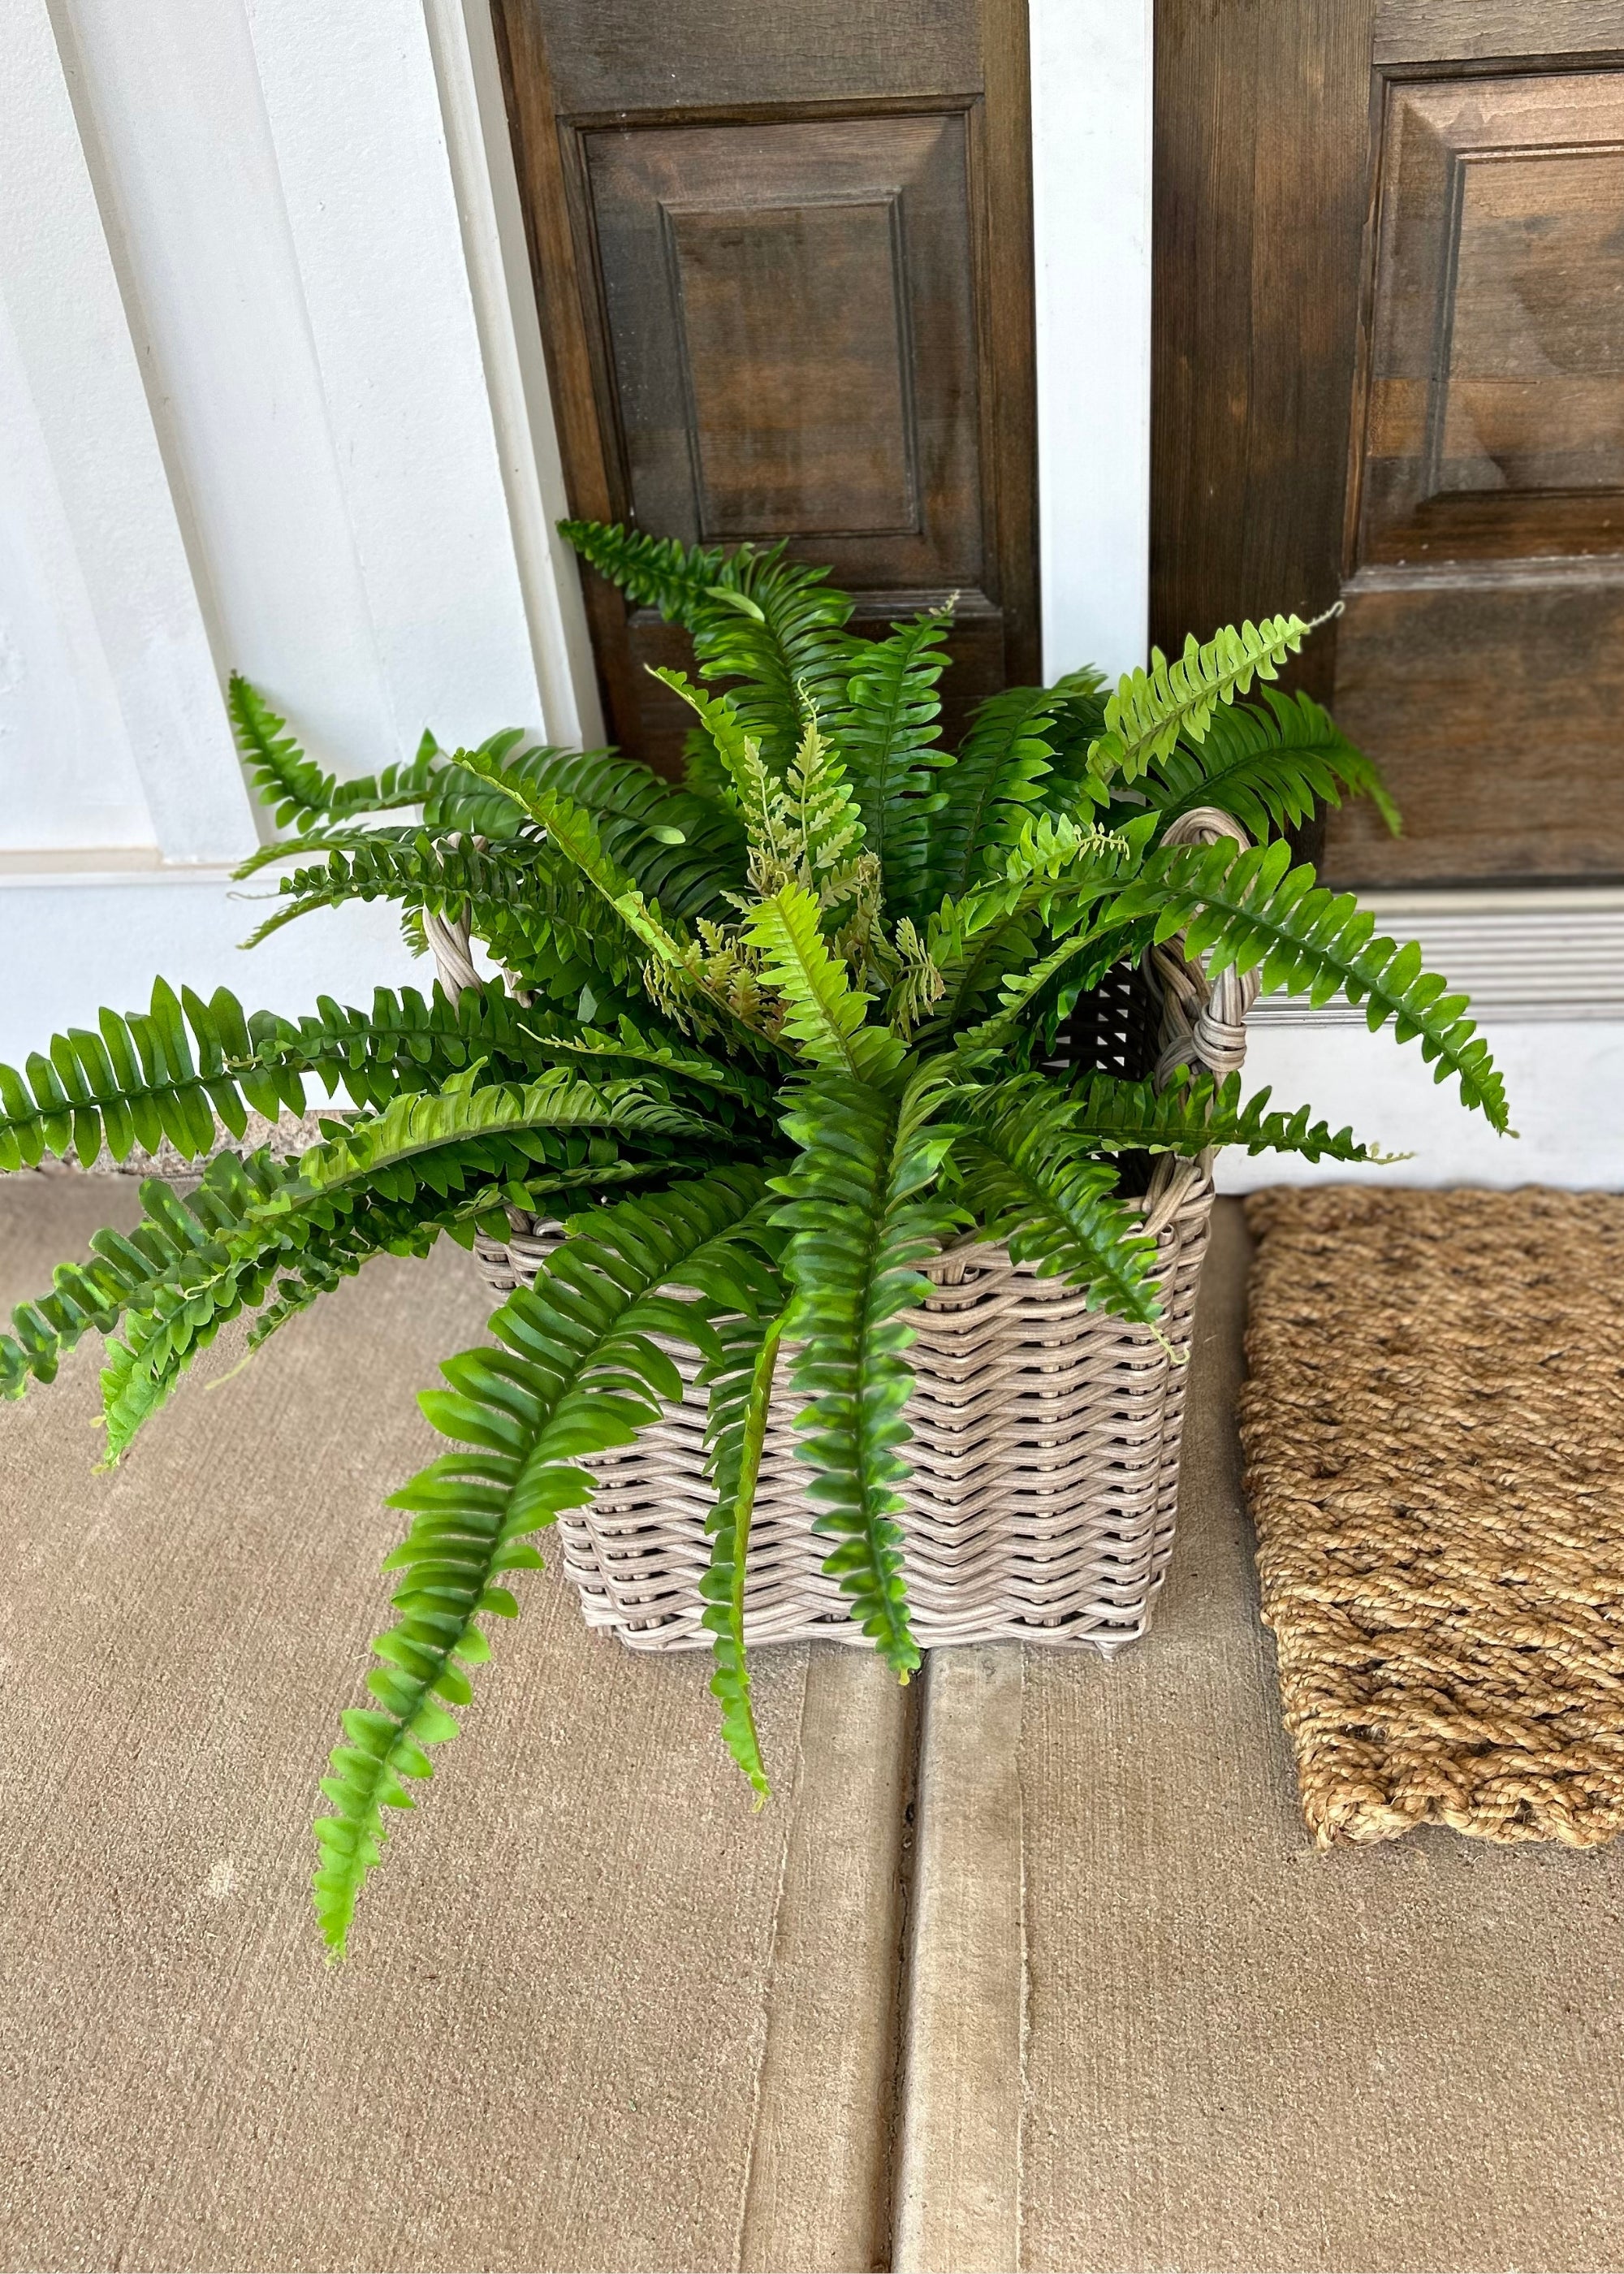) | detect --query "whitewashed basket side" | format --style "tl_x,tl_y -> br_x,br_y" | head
432,807 -> 1258,1654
